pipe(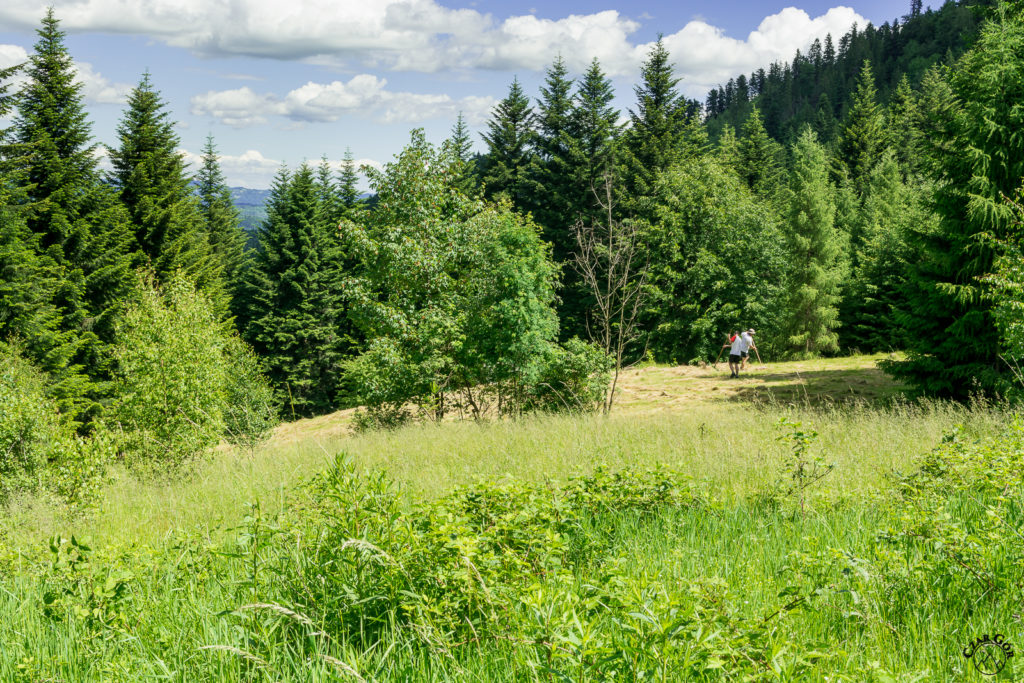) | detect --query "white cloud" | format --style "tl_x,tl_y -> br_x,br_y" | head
177,147 -> 381,190
73,61 -> 132,104
191,75 -> 497,128
0,43 -> 29,70
0,2 -> 865,82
